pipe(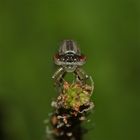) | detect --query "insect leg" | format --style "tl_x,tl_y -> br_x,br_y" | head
52,67 -> 66,86
74,67 -> 89,84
